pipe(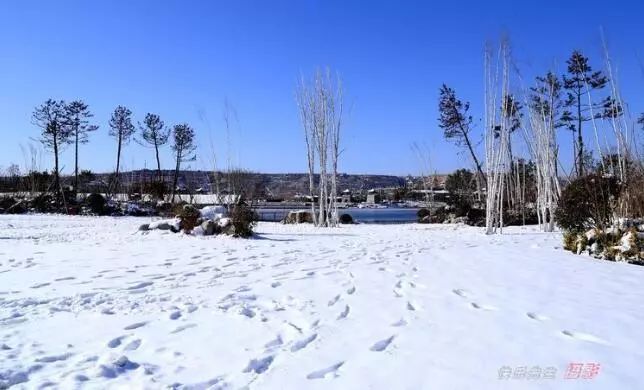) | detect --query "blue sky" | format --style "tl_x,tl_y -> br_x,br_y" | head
0,0 -> 642,175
